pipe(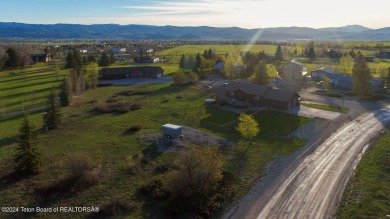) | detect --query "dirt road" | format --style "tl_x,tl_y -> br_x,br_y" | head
227,106 -> 390,219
